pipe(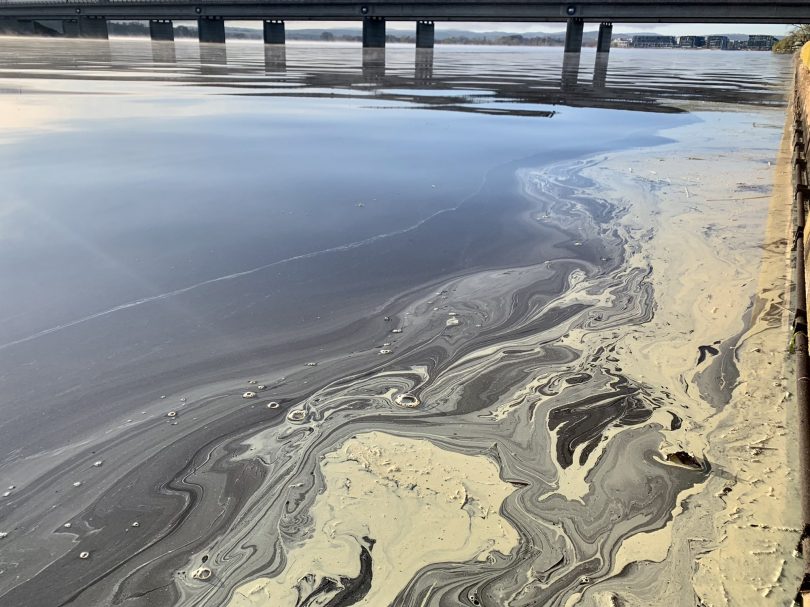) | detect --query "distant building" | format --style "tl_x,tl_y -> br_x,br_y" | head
748,35 -> 778,50
631,35 -> 677,48
706,35 -> 730,49
614,37 -> 632,48
678,35 -> 706,48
